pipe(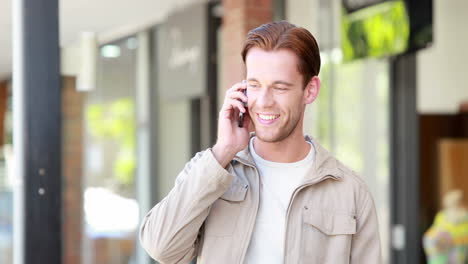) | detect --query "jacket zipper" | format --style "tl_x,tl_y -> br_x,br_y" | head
282,175 -> 338,264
